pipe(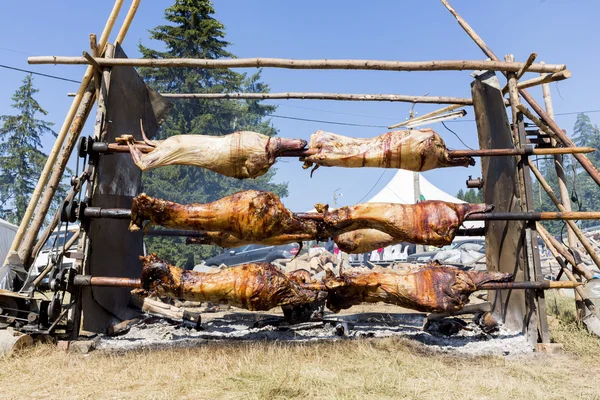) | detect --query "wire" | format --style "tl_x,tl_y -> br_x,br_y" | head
267,114 -> 387,128
276,103 -> 398,121
0,64 -> 81,84
441,121 -> 474,149
2,59 -> 599,124
355,169 -> 388,203
0,46 -> 32,56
